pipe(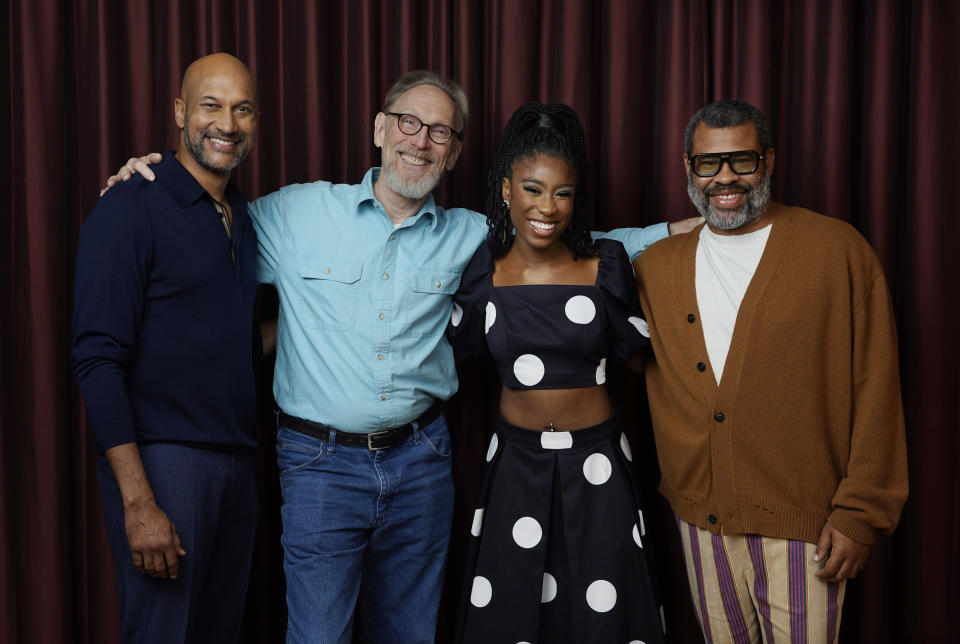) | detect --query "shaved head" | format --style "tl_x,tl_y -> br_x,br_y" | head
180,53 -> 257,104
174,53 -> 258,177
